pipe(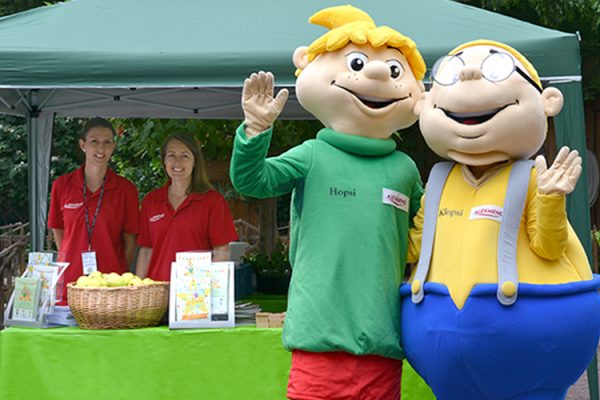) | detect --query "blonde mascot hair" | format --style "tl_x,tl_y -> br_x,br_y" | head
296,5 -> 426,80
